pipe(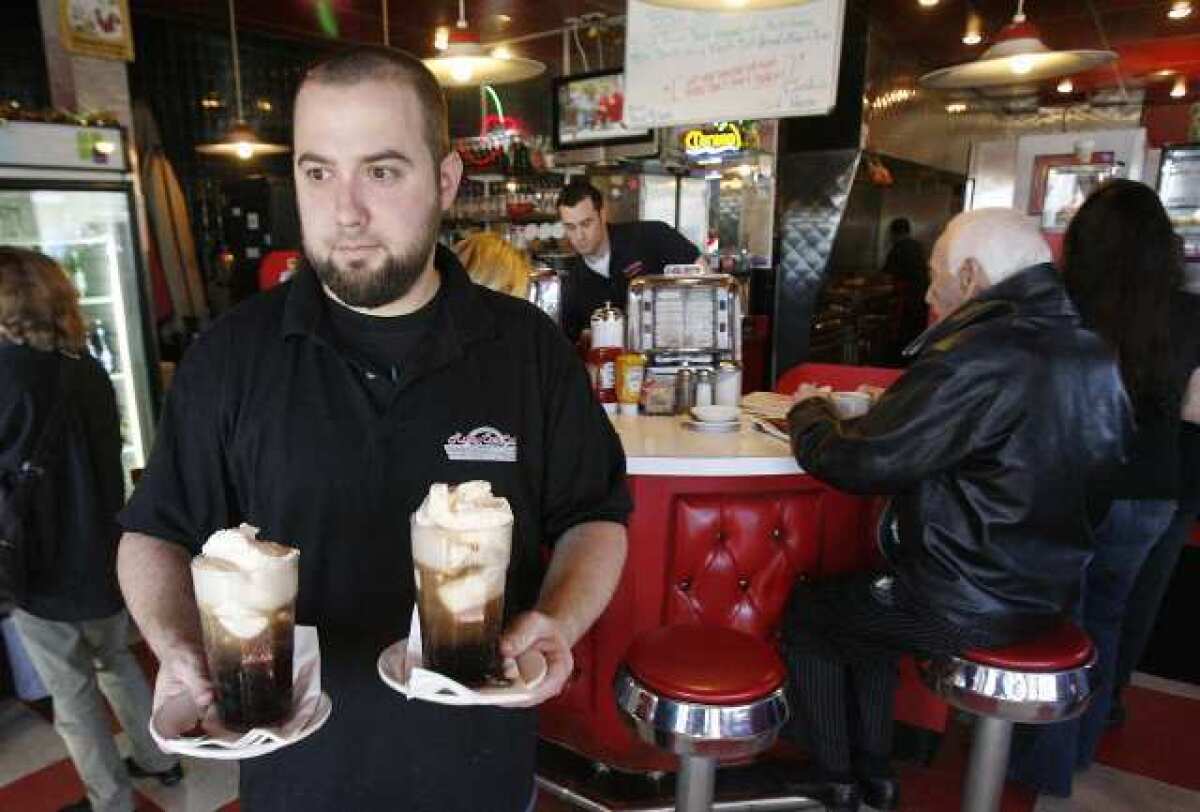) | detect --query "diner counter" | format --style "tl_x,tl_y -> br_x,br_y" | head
611,414 -> 801,477
540,368 -> 948,779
